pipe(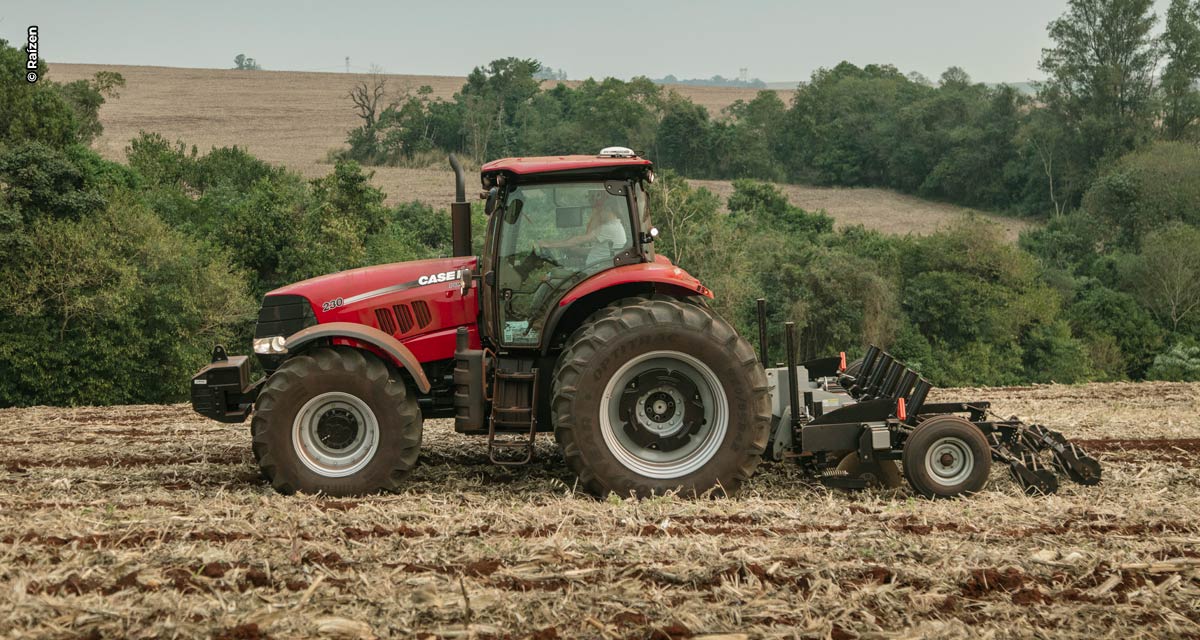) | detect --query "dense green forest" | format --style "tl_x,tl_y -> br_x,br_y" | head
2,0 -> 1200,407
340,1 -> 1200,215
